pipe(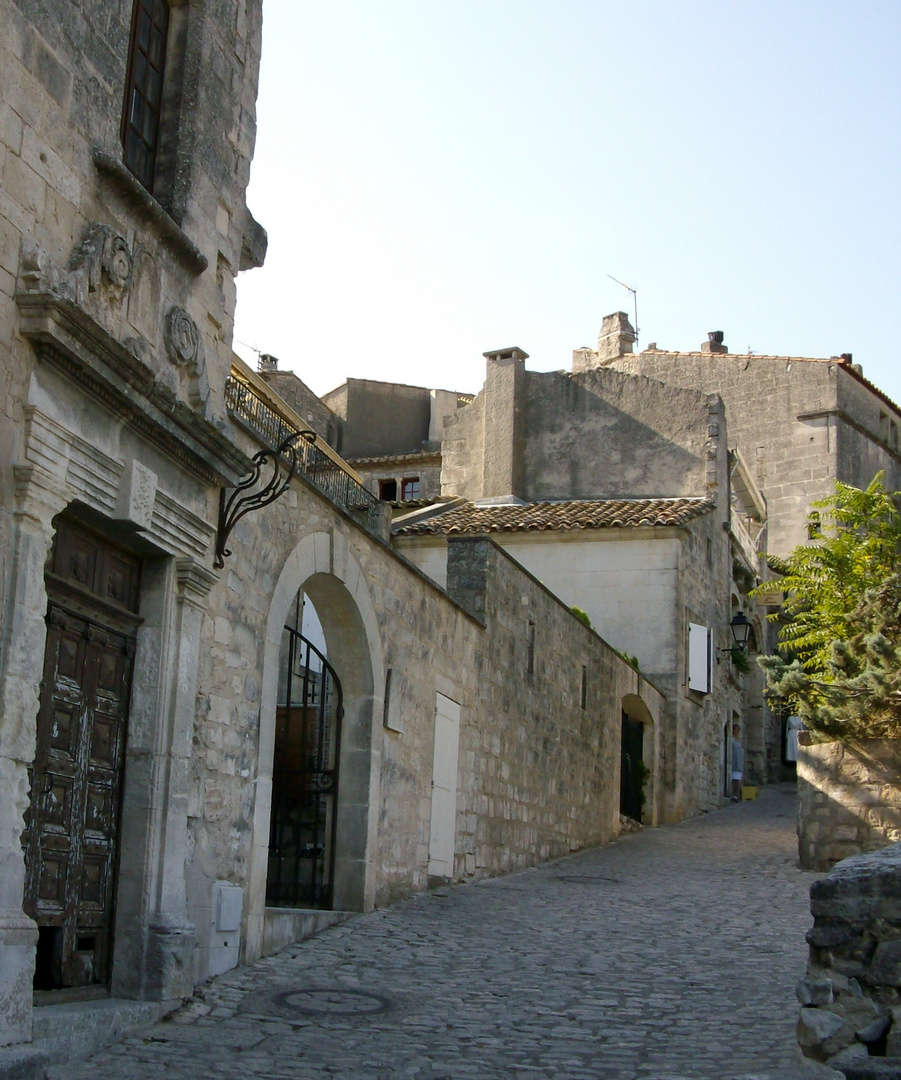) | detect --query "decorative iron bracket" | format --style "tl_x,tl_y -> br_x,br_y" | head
215,429 -> 315,568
